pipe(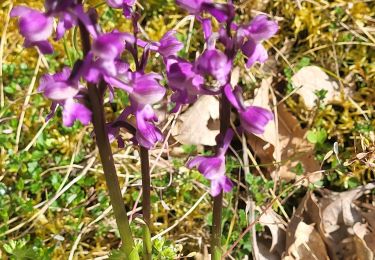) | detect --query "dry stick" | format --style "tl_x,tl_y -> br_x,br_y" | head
78,21 -> 135,255
0,2 -> 13,108
14,56 -> 41,152
23,119 -> 50,152
151,192 -> 208,241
